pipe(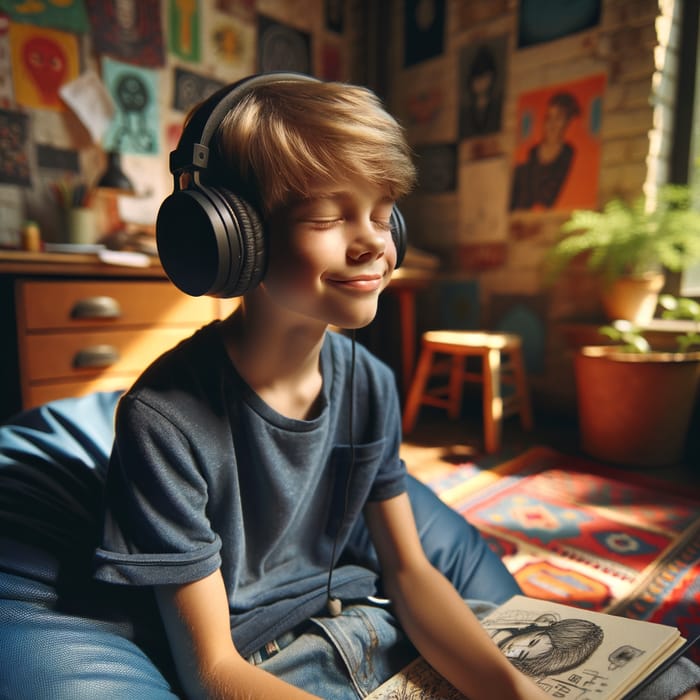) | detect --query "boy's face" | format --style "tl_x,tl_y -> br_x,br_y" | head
262,179 -> 397,329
